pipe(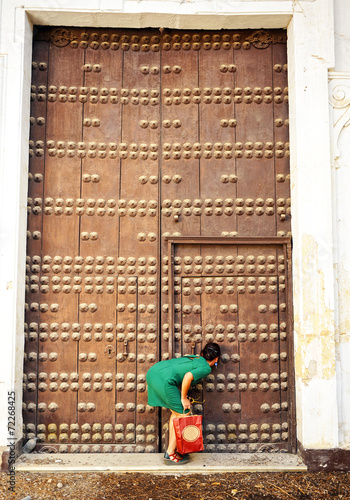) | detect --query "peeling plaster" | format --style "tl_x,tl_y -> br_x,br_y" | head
303,360 -> 318,385
311,54 -> 327,63
294,234 -> 336,384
